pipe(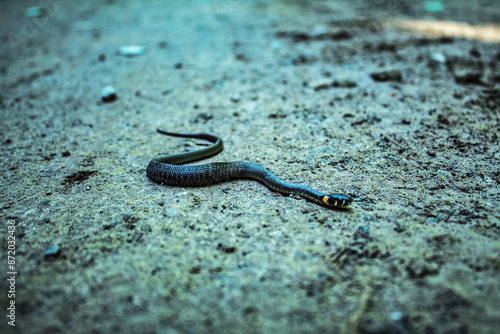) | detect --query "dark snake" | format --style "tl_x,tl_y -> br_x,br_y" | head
146,129 -> 353,209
